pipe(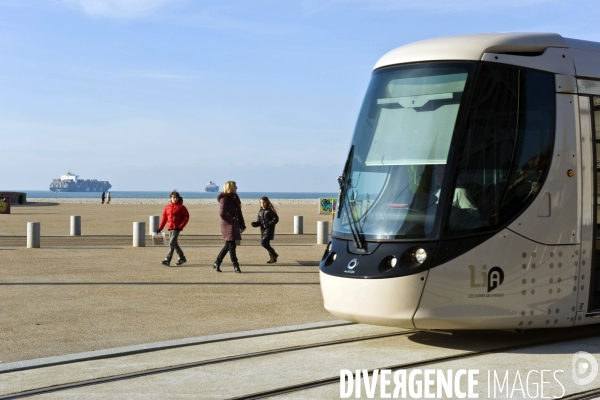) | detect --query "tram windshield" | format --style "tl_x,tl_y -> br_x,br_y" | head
334,63 -> 473,240
333,61 -> 555,241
